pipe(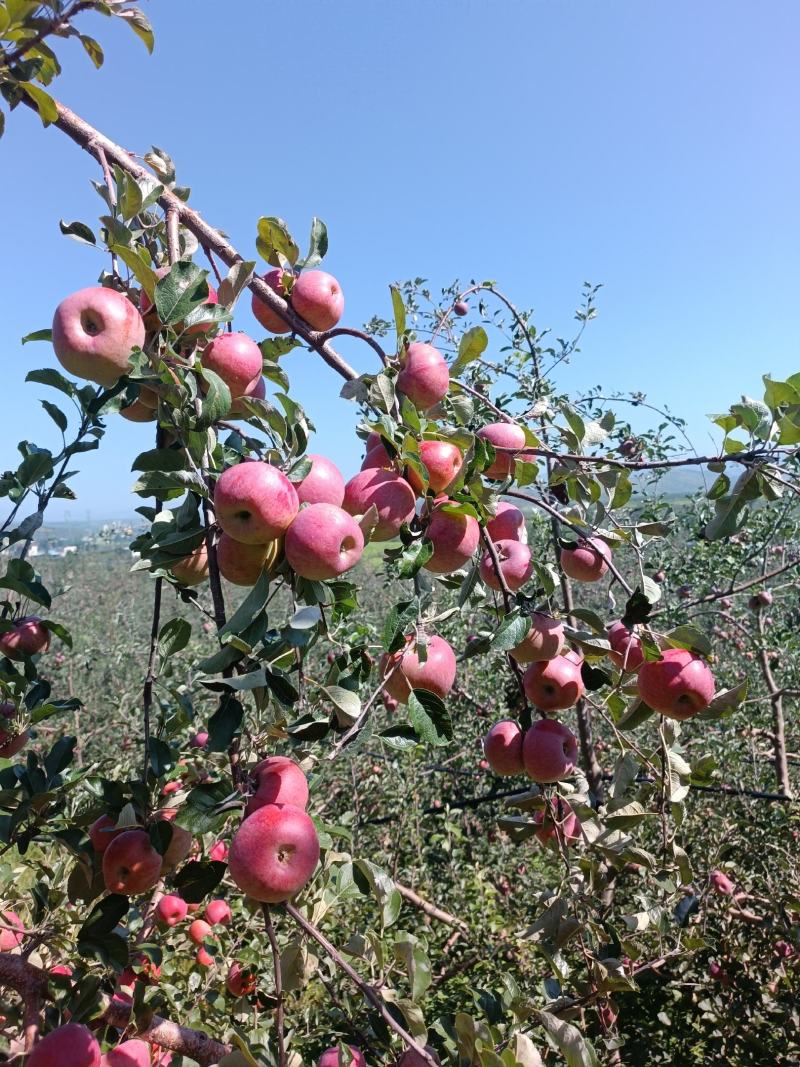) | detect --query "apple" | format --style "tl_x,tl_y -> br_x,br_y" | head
560,537 -> 612,582
153,808 -> 193,868
653,569 -> 667,583
89,813 -> 124,854
27,1023 -> 101,1067
196,946 -> 214,967
247,756 -> 310,816
533,797 -> 581,850
637,648 -> 715,719
317,1047 -> 366,1067
230,373 -> 267,417
296,454 -> 346,507
381,635 -> 456,704
228,803 -> 320,903
291,270 -> 344,331
0,616 -> 50,659
190,730 -> 209,749
188,918 -> 212,945
361,442 -> 393,471
101,1039 -> 151,1067
396,342 -> 449,410
201,332 -> 264,400
0,909 -> 24,950
749,588 -> 773,609
606,621 -> 644,672
169,542 -> 208,586
482,720 -> 524,776
102,829 -> 163,895
204,899 -> 232,926
52,287 -> 145,387
227,961 -> 257,997
396,1048 -> 441,1067
522,719 -> 578,782
342,468 -> 416,541
50,964 -> 73,976
407,441 -> 464,494
209,840 -> 228,863
423,503 -> 480,574
216,532 -> 281,586
479,539 -> 533,591
285,503 -> 365,580
251,268 -> 293,333
509,613 -> 565,663
774,940 -> 794,959
709,869 -> 735,895
215,462 -> 299,544
453,300 -> 469,316
120,387 -> 158,423
155,894 -> 188,927
523,655 -> 585,711
486,501 -> 527,543
477,422 -> 526,479
0,702 -> 29,758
